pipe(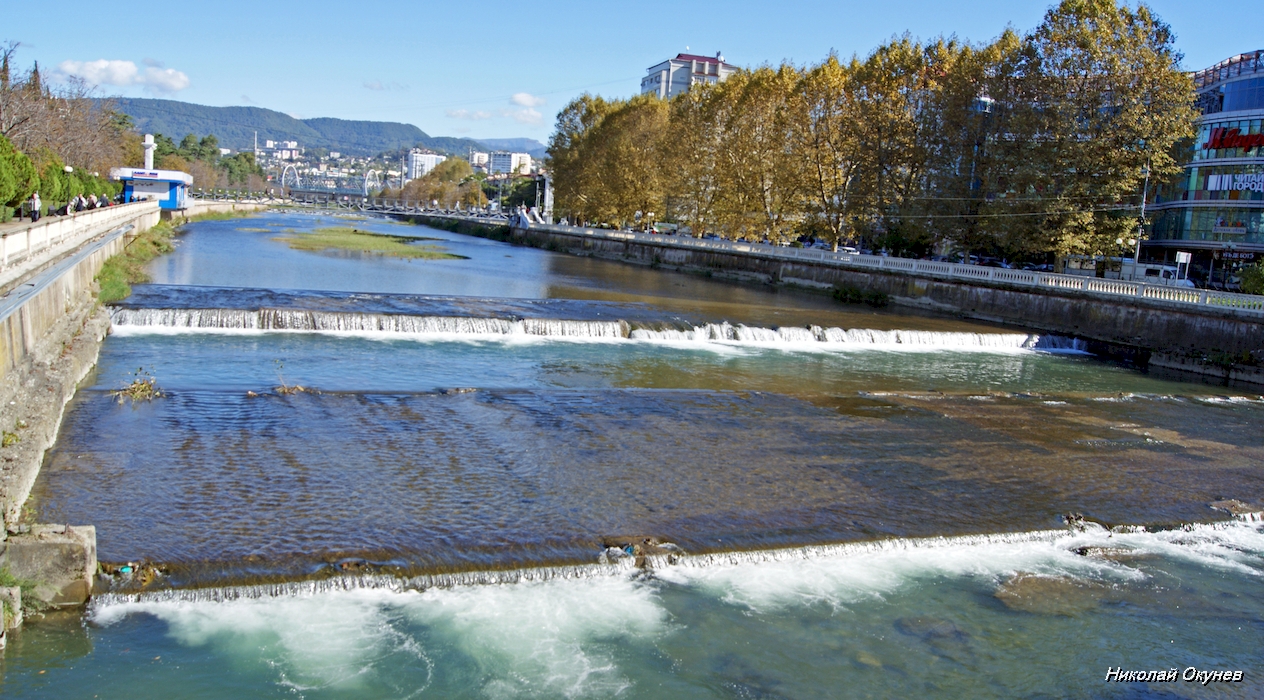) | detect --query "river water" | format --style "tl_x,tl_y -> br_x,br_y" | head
3,212 -> 1261,698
